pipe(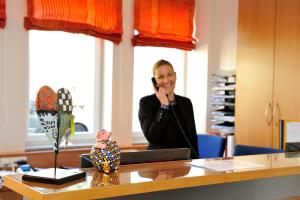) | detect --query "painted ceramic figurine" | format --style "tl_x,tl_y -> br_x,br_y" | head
90,130 -> 120,173
95,130 -> 112,149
